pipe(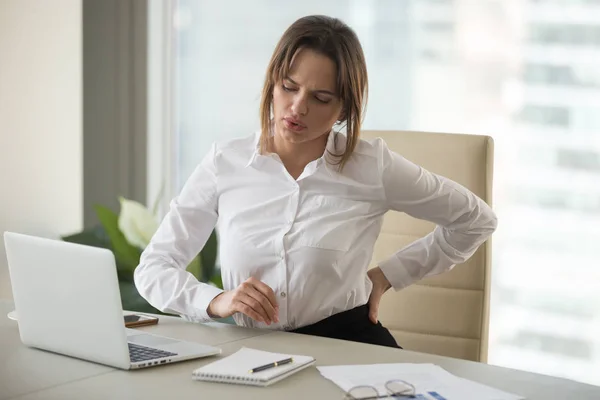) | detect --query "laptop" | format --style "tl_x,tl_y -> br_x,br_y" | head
3,231 -> 222,370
